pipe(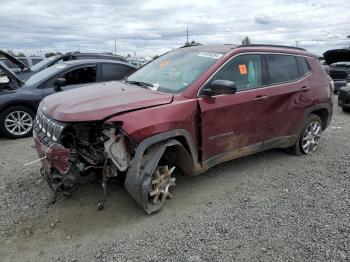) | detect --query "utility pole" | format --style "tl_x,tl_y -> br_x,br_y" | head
295,40 -> 299,47
114,39 -> 117,55
77,42 -> 80,52
186,26 -> 189,44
